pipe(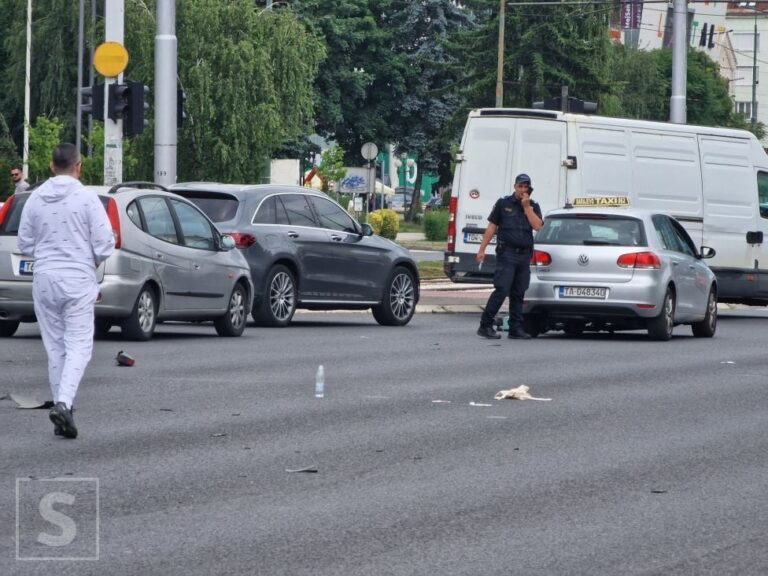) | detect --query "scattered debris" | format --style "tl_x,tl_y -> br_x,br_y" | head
210,433 -> 227,438
158,408 -> 174,412
8,394 -> 54,409
469,401 -> 493,407
116,351 -> 135,367
494,385 -> 551,401
651,489 -> 667,494
286,466 -> 318,473
431,400 -> 451,404
374,449 -> 385,453
231,413 -> 241,416
720,361 -> 735,364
